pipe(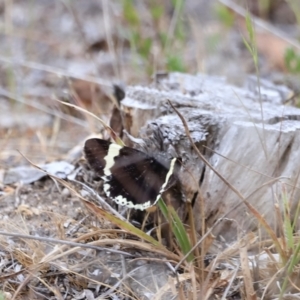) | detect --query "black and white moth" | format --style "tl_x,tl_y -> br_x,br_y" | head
84,138 -> 181,210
